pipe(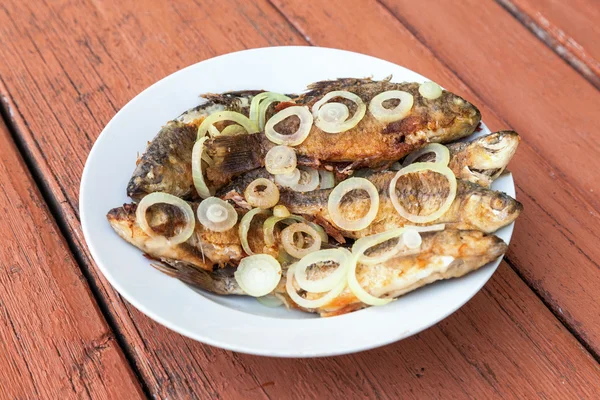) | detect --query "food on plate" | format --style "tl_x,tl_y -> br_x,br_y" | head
205,78 -> 481,186
110,77 -> 521,317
